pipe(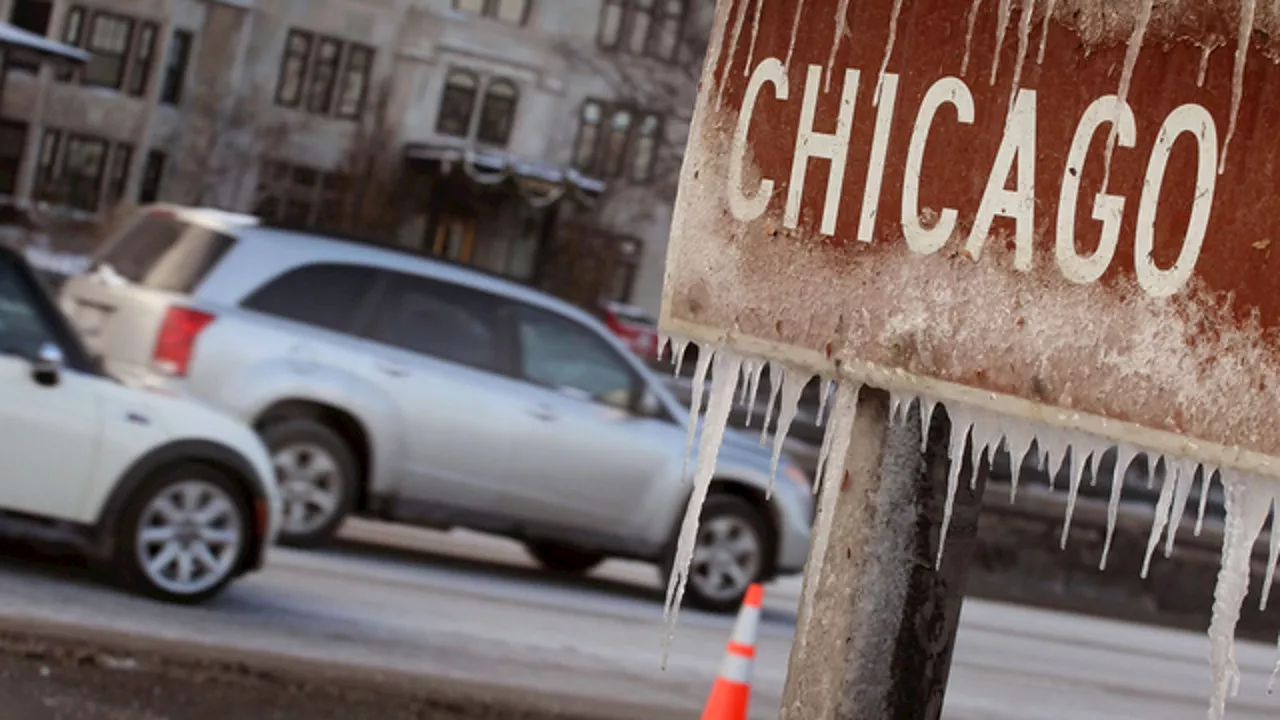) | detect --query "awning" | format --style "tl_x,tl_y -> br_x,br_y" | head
0,22 -> 90,67
404,143 -> 608,201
